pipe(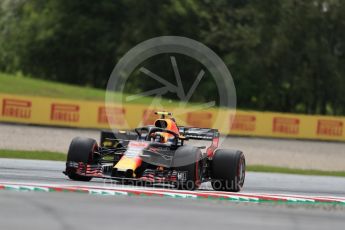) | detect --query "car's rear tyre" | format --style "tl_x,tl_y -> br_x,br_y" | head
173,145 -> 202,191
211,149 -> 245,192
65,137 -> 98,181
